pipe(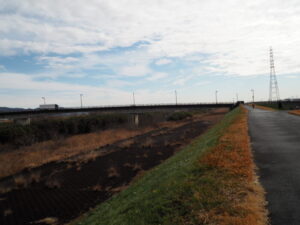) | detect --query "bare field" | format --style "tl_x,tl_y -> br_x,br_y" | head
0,108 -> 228,225
0,108 -> 227,179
